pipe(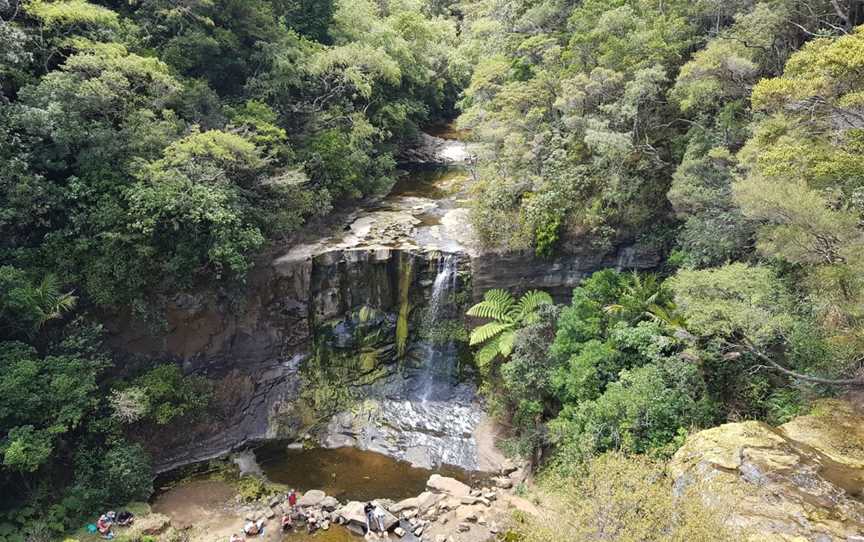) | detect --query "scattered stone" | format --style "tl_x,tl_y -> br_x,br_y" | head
395,527 -> 406,537
465,513 -> 477,523
265,508 -> 276,519
489,523 -> 500,534
414,526 -> 425,537
269,495 -> 283,507
435,536 -> 448,542
402,509 -> 418,520
457,523 -> 471,532
478,517 -> 487,526
321,520 -> 330,530
482,491 -> 496,501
